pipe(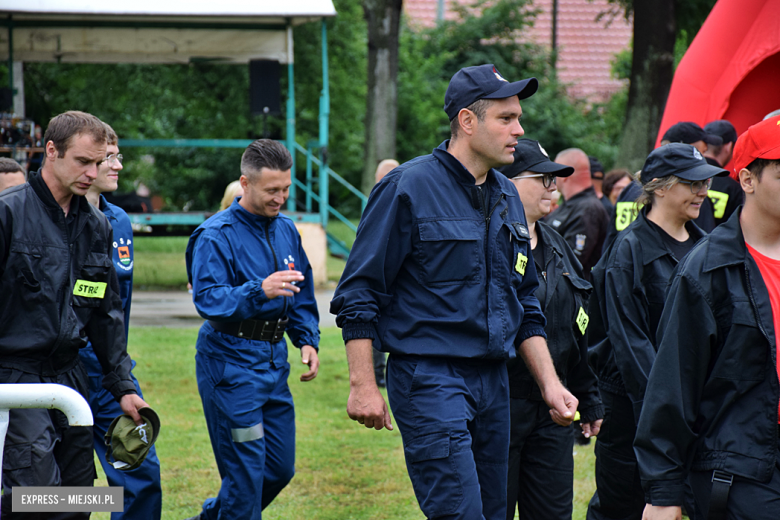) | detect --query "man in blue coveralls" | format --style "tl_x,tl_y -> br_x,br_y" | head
185,139 -> 320,520
331,64 -> 579,519
80,122 -> 163,520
